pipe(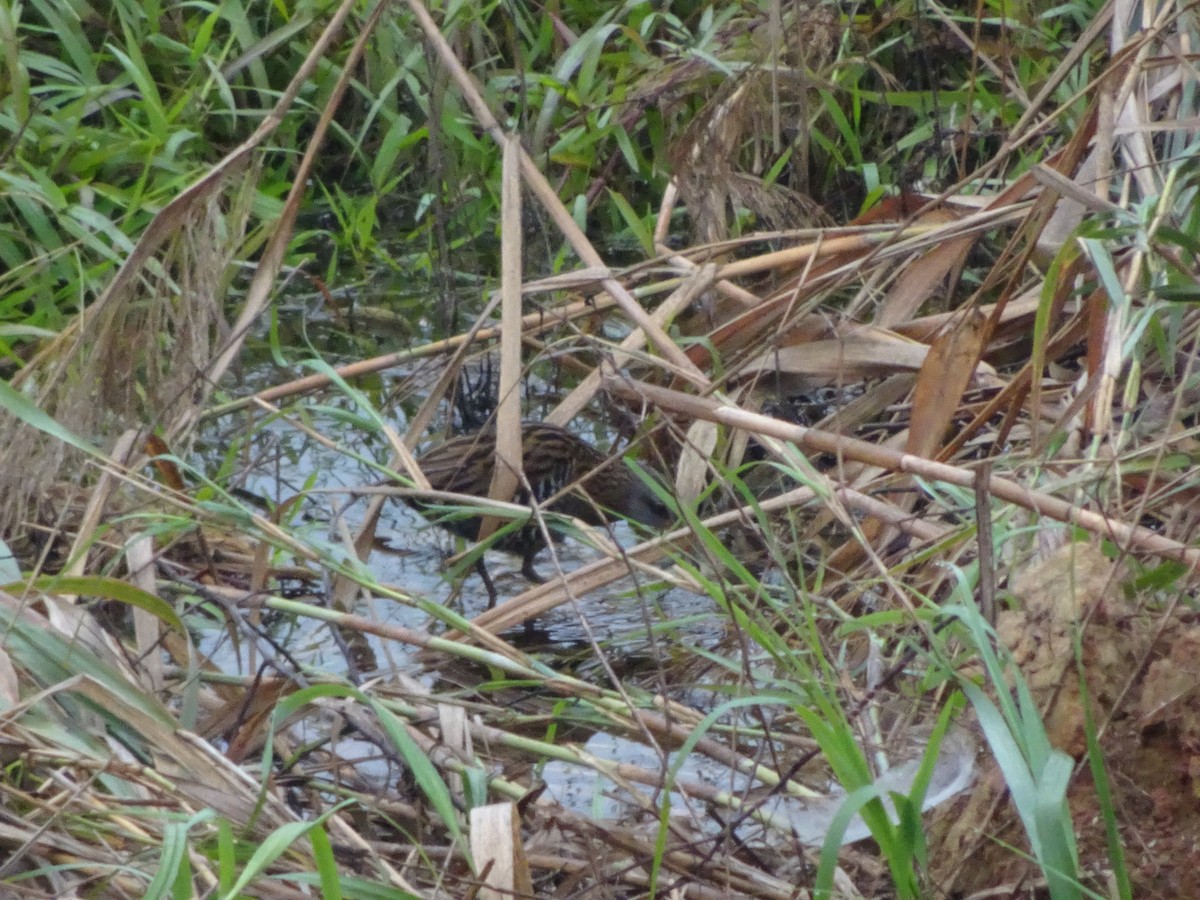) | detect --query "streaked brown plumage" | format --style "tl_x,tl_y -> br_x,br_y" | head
410,423 -> 671,604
